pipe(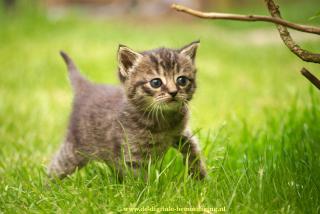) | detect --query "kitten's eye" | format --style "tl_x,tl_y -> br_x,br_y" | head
176,76 -> 189,86
150,78 -> 162,88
